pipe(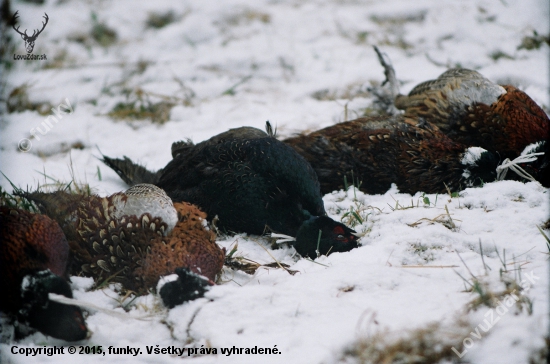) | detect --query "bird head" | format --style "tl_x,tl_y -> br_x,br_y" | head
294,216 -> 359,258
19,270 -> 88,341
